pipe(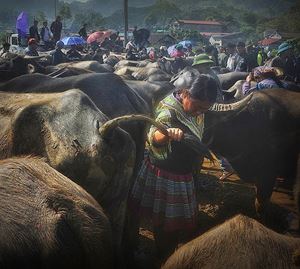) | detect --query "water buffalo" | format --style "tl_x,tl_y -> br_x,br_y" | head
171,66 -> 200,89
114,66 -> 141,77
225,80 -> 257,99
0,55 -> 44,81
45,60 -> 113,78
218,71 -> 249,90
204,89 -> 300,212
103,55 -> 120,67
137,61 -> 159,68
226,80 -> 300,101
124,80 -> 175,107
114,59 -> 140,69
162,214 -> 300,269
157,57 -> 193,75
0,73 -> 173,159
114,59 -> 154,69
132,67 -> 171,81
171,66 -> 248,91
56,60 -> 114,72
0,89 -> 136,257
0,157 -> 112,269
